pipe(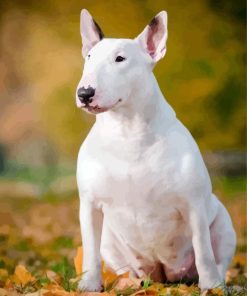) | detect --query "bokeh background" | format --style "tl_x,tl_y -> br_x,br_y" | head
0,0 -> 246,287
